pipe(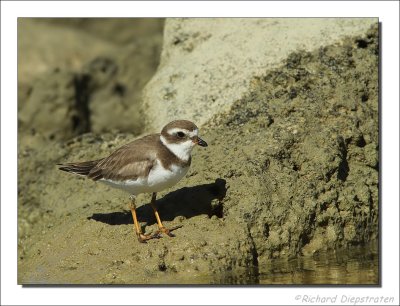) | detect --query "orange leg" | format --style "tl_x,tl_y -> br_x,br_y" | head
150,192 -> 182,237
129,195 -> 160,243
